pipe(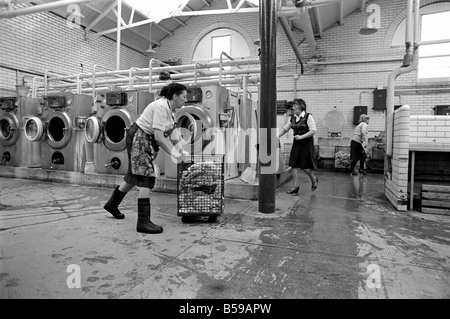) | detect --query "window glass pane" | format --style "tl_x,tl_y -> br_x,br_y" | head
211,35 -> 231,59
123,0 -> 187,22
421,11 -> 450,41
420,43 -> 450,57
418,56 -> 450,79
